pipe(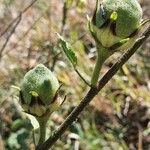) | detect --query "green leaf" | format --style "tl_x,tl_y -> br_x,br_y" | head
57,33 -> 77,67
11,119 -> 33,131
